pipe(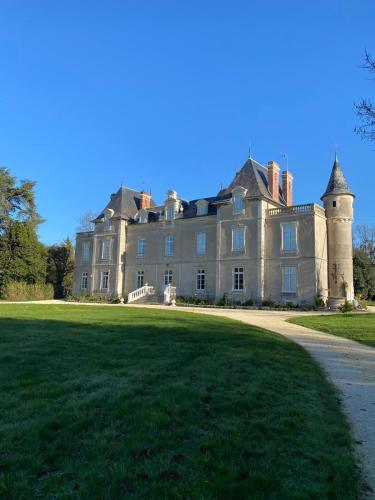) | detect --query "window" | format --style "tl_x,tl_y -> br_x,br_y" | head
282,266 -> 297,293
282,223 -> 297,252
137,238 -> 146,257
103,216 -> 111,231
164,269 -> 173,285
233,195 -> 244,214
232,227 -> 245,252
196,200 -> 208,216
166,206 -> 174,221
139,210 -> 148,223
332,201 -> 336,208
165,235 -> 174,256
100,271 -> 109,290
196,269 -> 205,290
81,272 -> 88,290
233,267 -> 244,291
101,239 -> 110,260
136,270 -> 144,289
196,232 -> 206,256
82,242 -> 90,264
